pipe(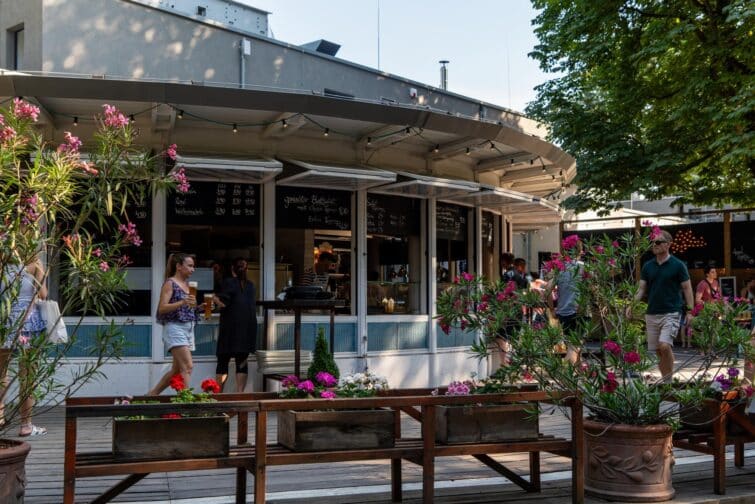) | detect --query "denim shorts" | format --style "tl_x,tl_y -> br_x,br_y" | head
162,322 -> 195,352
